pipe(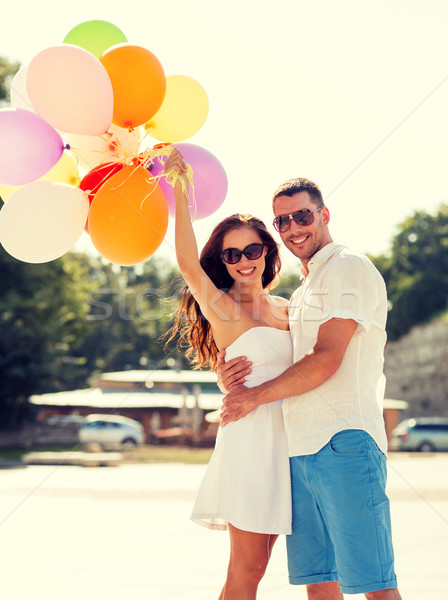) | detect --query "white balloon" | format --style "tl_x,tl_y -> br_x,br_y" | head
68,125 -> 142,171
10,65 -> 36,112
67,131 -> 111,171
0,182 -> 89,263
